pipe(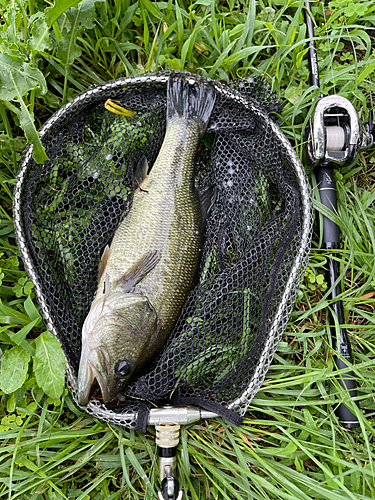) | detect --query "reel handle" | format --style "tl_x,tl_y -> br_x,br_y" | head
316,168 -> 360,429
